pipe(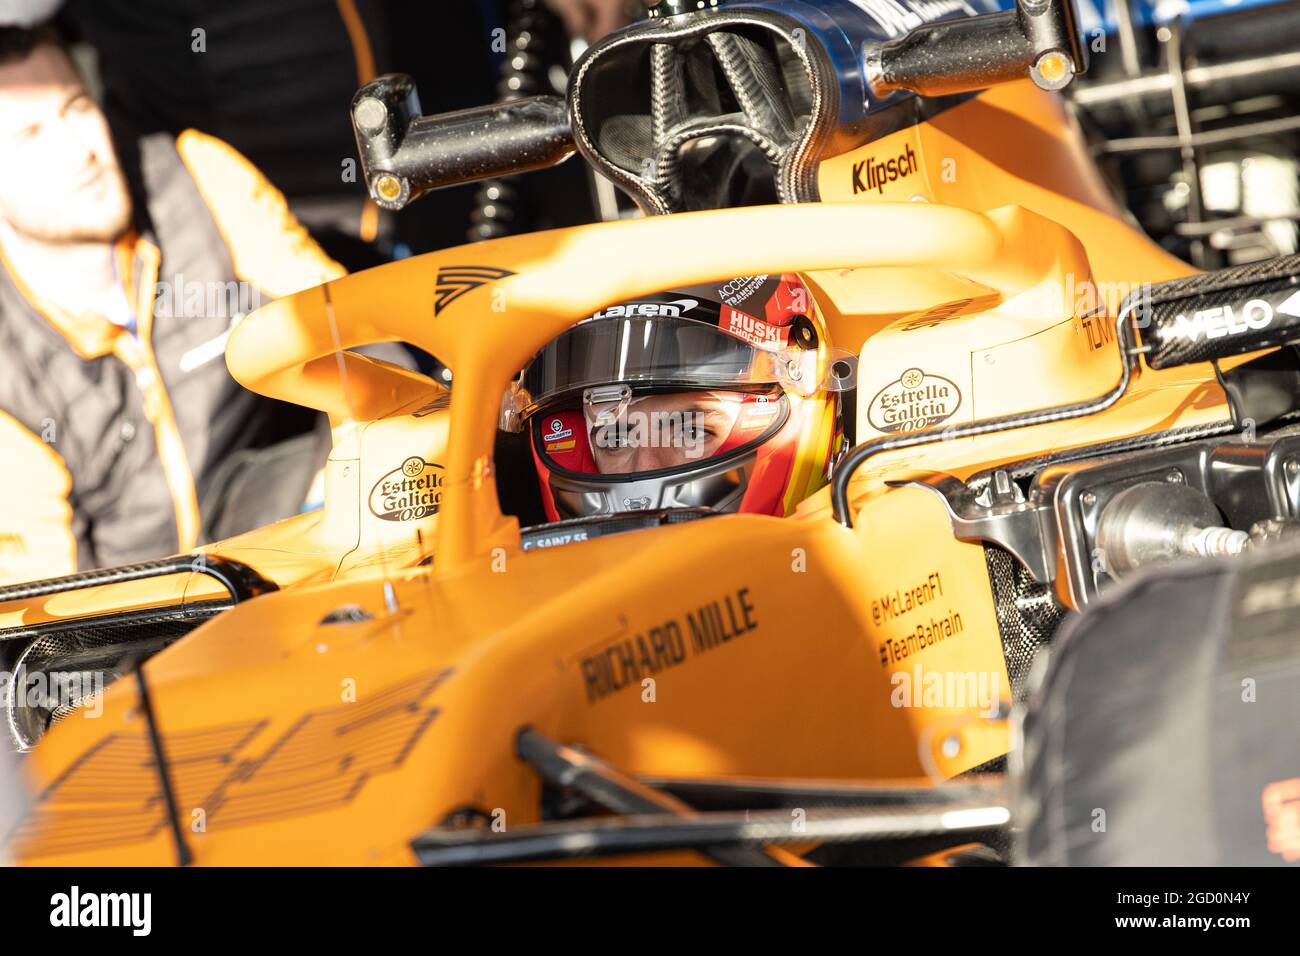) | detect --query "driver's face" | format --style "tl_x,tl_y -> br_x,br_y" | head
588,391 -> 743,474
